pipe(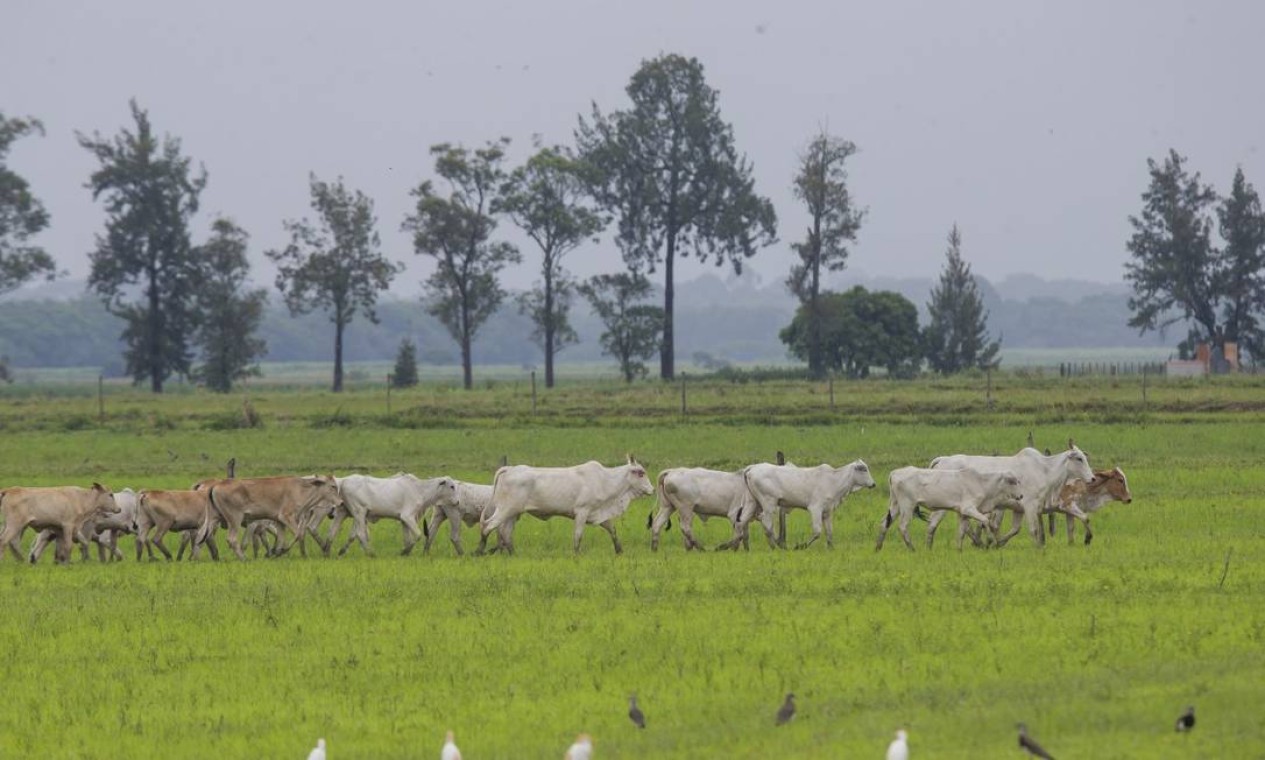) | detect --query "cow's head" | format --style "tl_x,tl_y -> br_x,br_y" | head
1095,467 -> 1132,504
435,477 -> 459,508
849,460 -> 877,490
90,482 -> 121,517
1063,444 -> 1093,483
999,472 -> 1025,503
625,456 -> 655,497
306,475 -> 344,513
